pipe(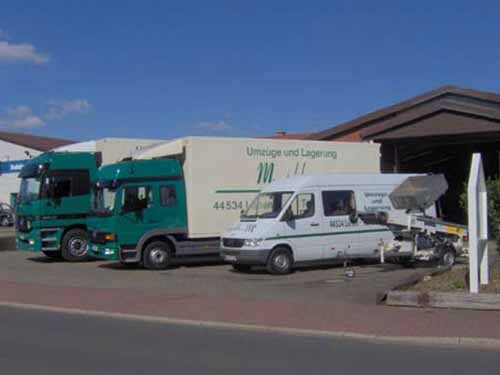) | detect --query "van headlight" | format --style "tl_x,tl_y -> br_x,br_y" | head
244,238 -> 264,247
